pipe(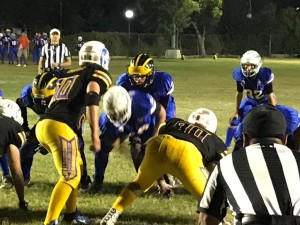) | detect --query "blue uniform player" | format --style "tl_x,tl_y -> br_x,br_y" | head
2,29 -> 11,63
89,86 -> 166,193
117,54 -> 176,120
8,33 -> 18,64
0,33 -> 4,63
32,33 -> 42,64
225,50 -> 277,149
233,104 -> 300,152
91,54 -> 175,192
